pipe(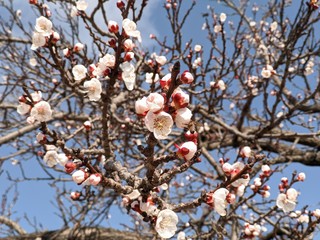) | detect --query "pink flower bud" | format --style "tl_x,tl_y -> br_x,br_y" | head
83,121 -> 91,131
36,132 -> 46,144
261,164 -> 271,176
116,0 -> 125,9
180,71 -> 194,84
240,146 -> 251,158
65,161 -> 76,174
52,78 -> 58,85
70,191 -> 81,200
160,73 -> 171,91
171,88 -> 189,109
88,173 -> 102,186
226,193 -> 236,204
297,172 -> 306,181
124,52 -> 134,61
51,31 -> 60,43
123,39 -> 134,51
165,3 -> 172,9
19,96 -> 26,103
63,48 -> 71,57
222,162 -> 232,174
108,38 -> 117,48
73,42 -> 84,52
262,190 -> 270,198
177,141 -> 197,161
184,130 -> 198,142
263,185 -> 270,191
108,20 -> 119,33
